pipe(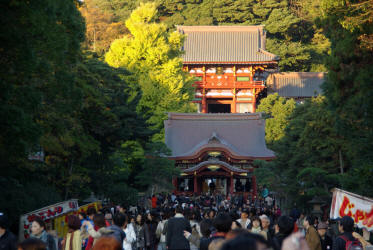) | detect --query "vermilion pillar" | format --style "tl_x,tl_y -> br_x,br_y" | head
230,174 -> 234,194
252,88 -> 256,113
202,88 -> 207,113
232,88 -> 236,113
194,175 -> 197,194
172,177 -> 178,193
252,175 -> 257,197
